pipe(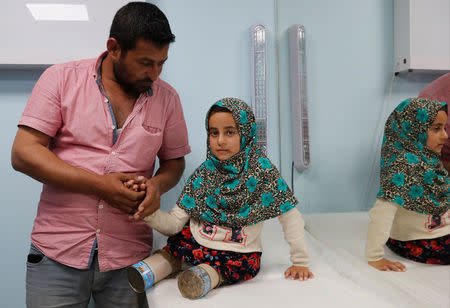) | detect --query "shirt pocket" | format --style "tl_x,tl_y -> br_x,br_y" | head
142,122 -> 163,136
120,119 -> 164,171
